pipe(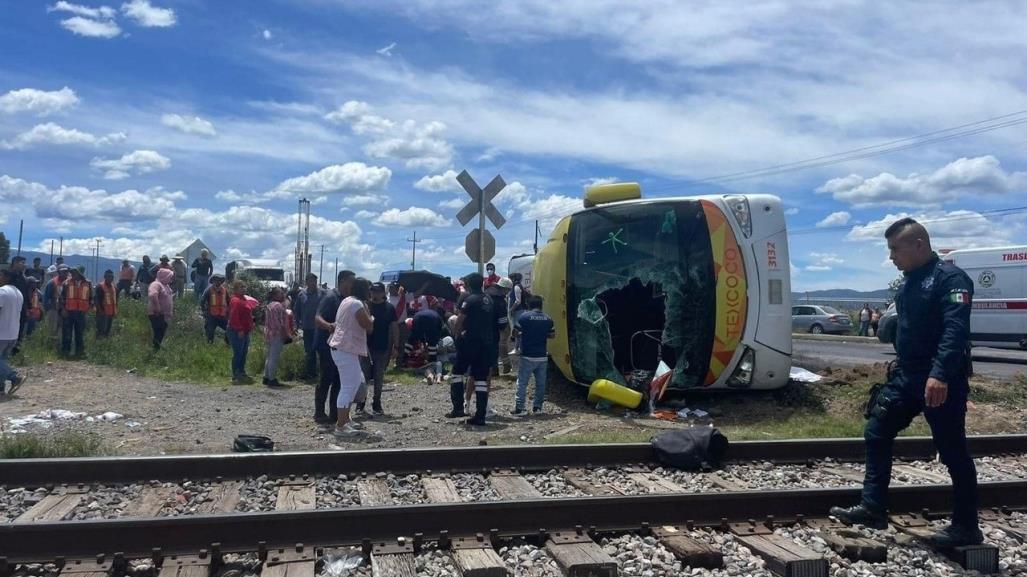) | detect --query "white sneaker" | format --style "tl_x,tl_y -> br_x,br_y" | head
463,401 -> 471,414
486,407 -> 498,417
348,420 -> 365,430
333,423 -> 365,438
